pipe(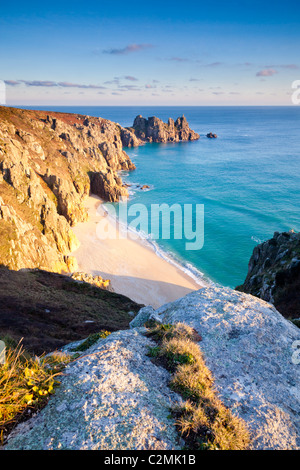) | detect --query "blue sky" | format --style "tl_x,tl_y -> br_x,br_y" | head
1,0 -> 300,105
